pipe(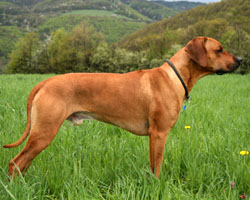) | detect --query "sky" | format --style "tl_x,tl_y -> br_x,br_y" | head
160,0 -> 221,3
